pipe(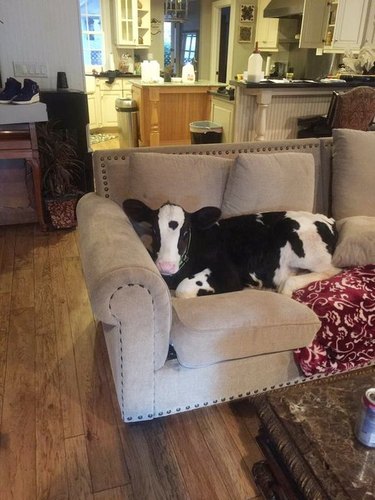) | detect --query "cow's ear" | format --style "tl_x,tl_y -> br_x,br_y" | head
123,199 -> 154,223
192,206 -> 221,230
